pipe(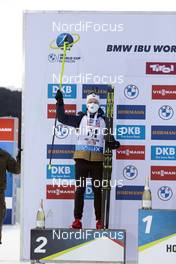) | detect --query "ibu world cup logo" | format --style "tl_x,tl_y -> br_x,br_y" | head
158,186 -> 173,201
158,105 -> 174,120
48,32 -> 80,63
123,165 -> 138,180
124,85 -> 139,99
